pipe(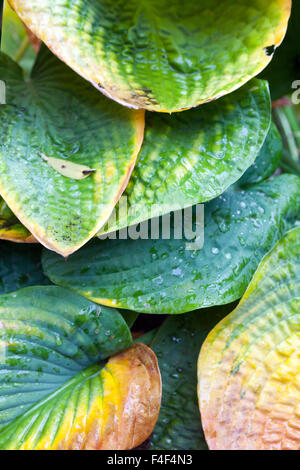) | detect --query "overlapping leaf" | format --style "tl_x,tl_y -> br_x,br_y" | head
42,173 -> 300,314
9,0 -> 291,112
0,286 -> 161,450
0,46 -> 144,257
198,227 -> 300,450
2,104 -> 276,243
98,79 -> 271,235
